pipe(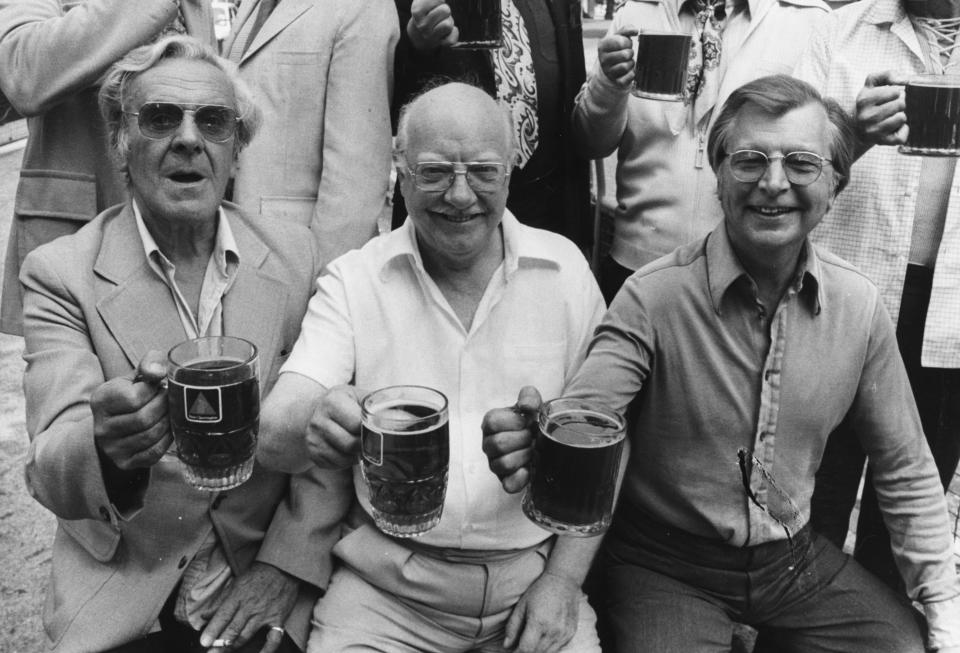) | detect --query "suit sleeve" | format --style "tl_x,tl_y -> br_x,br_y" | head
253,225 -> 351,590
310,0 -> 399,265
20,245 -> 127,524
0,0 -> 201,116
255,466 -> 353,590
